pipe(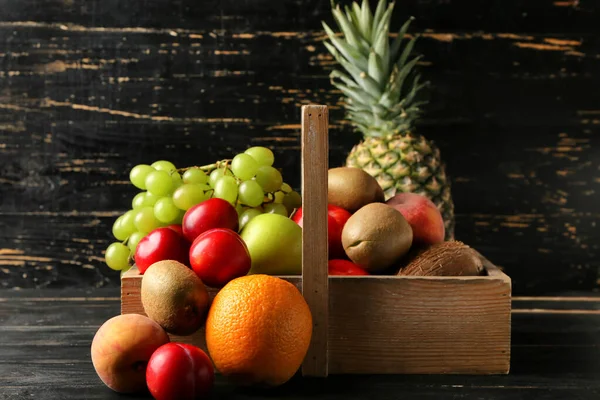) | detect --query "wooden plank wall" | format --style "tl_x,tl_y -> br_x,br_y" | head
0,0 -> 598,294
